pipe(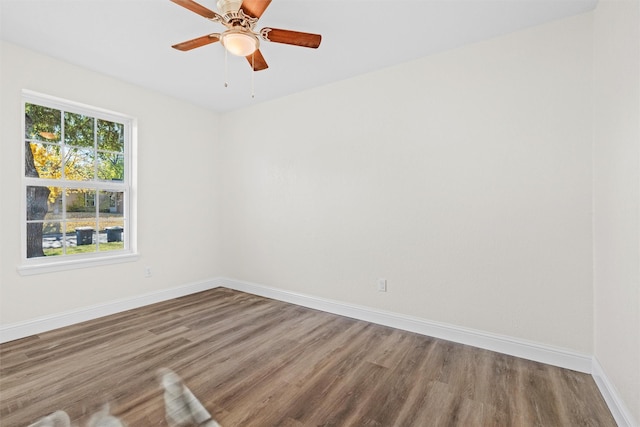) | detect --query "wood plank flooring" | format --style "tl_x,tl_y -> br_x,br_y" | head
0,288 -> 615,426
